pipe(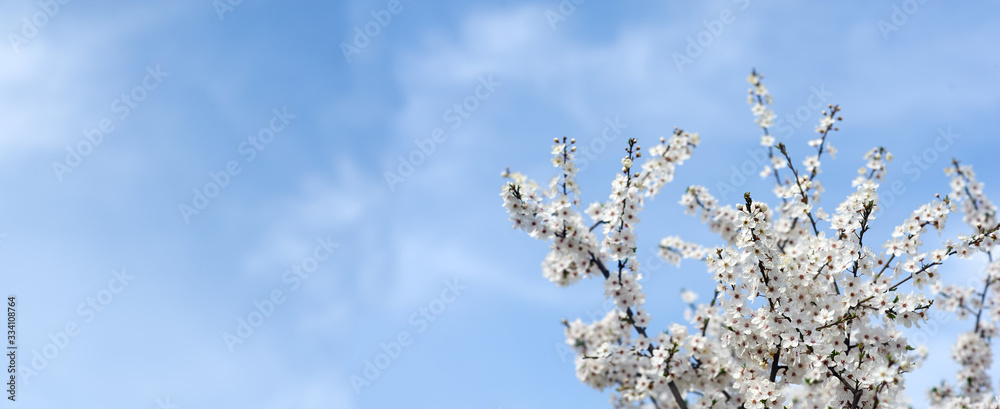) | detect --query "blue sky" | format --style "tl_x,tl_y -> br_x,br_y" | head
1,0 -> 999,408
